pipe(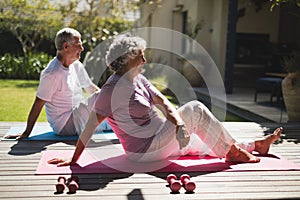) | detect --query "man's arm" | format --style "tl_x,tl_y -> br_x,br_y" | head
48,111 -> 106,166
84,83 -> 100,95
5,96 -> 46,139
